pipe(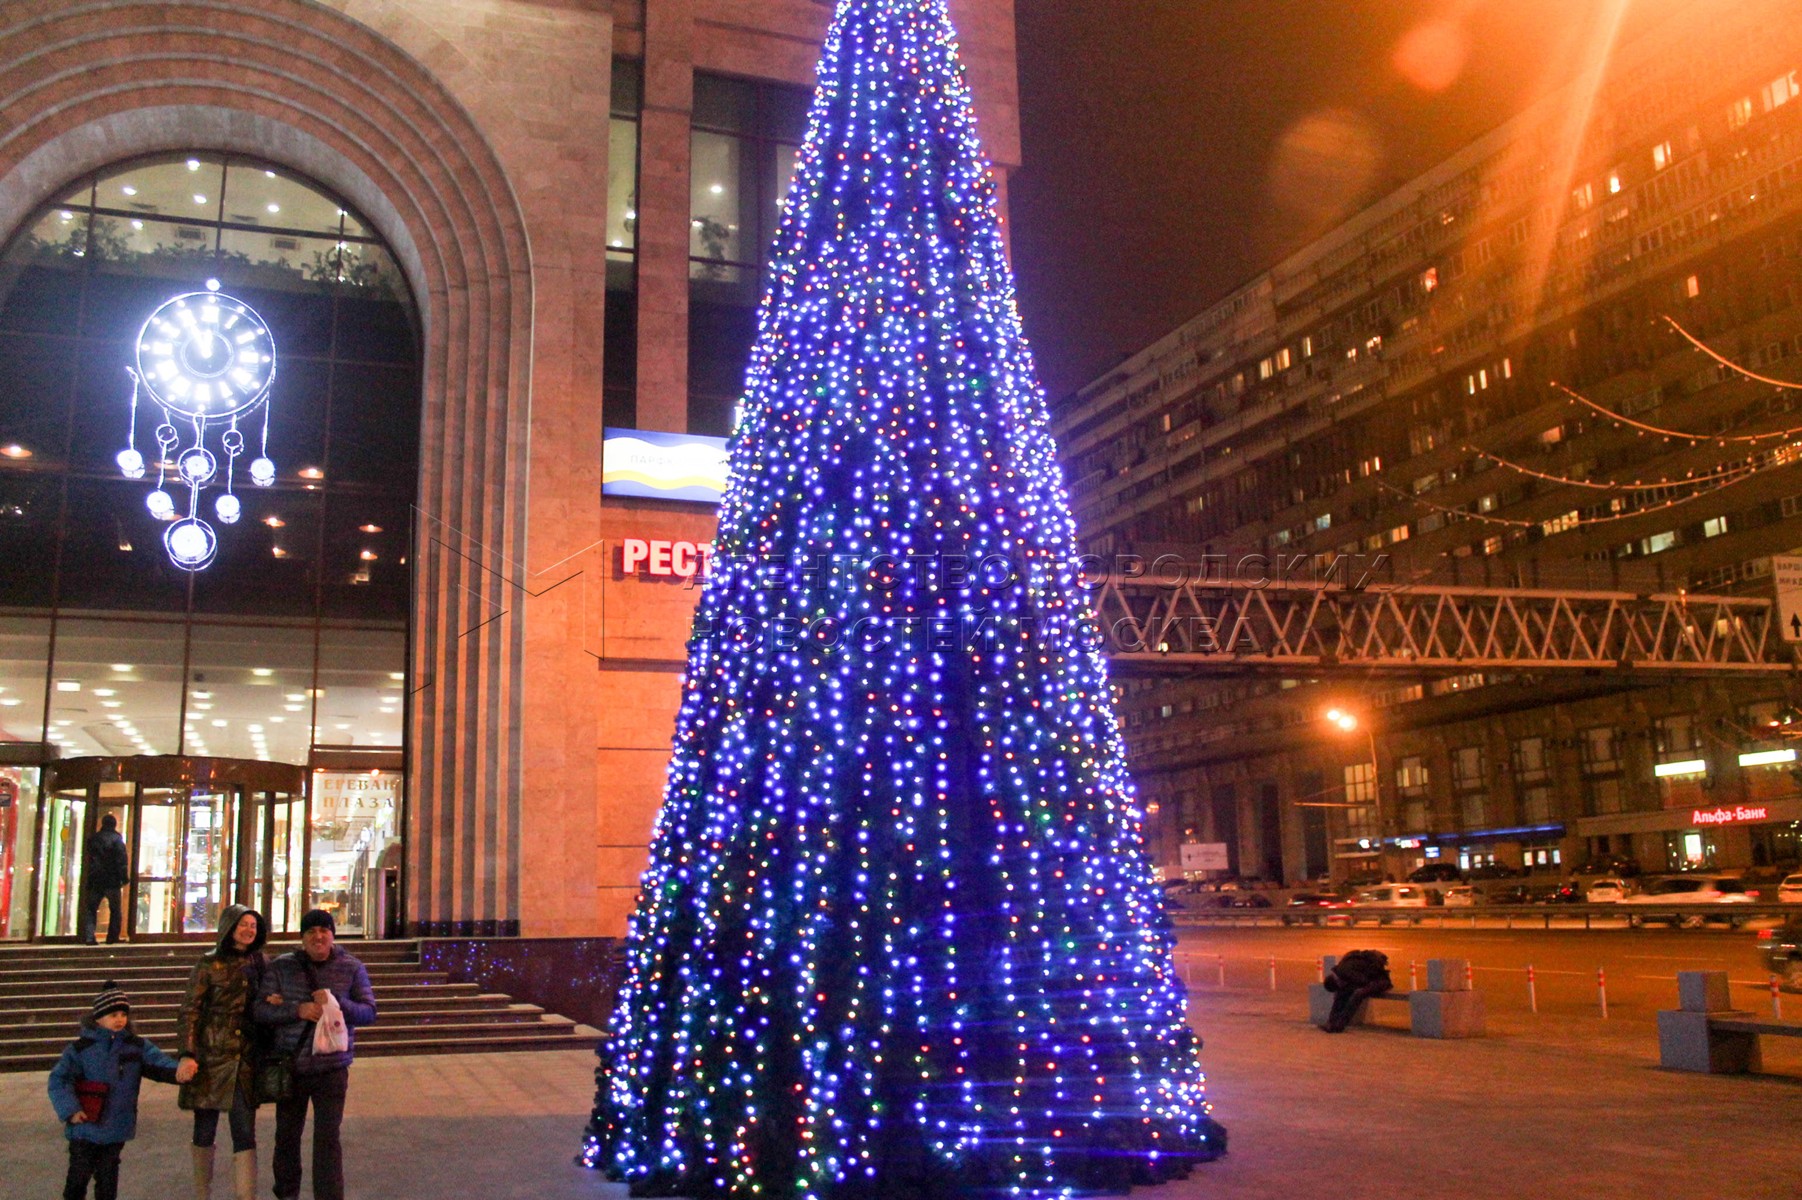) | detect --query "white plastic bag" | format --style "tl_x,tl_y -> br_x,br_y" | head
313,990 -> 350,1056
